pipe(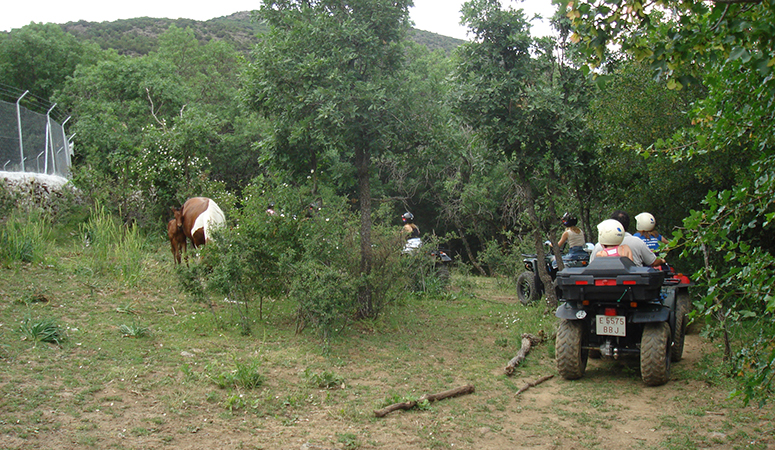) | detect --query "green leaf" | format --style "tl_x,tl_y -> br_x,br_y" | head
728,47 -> 749,62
